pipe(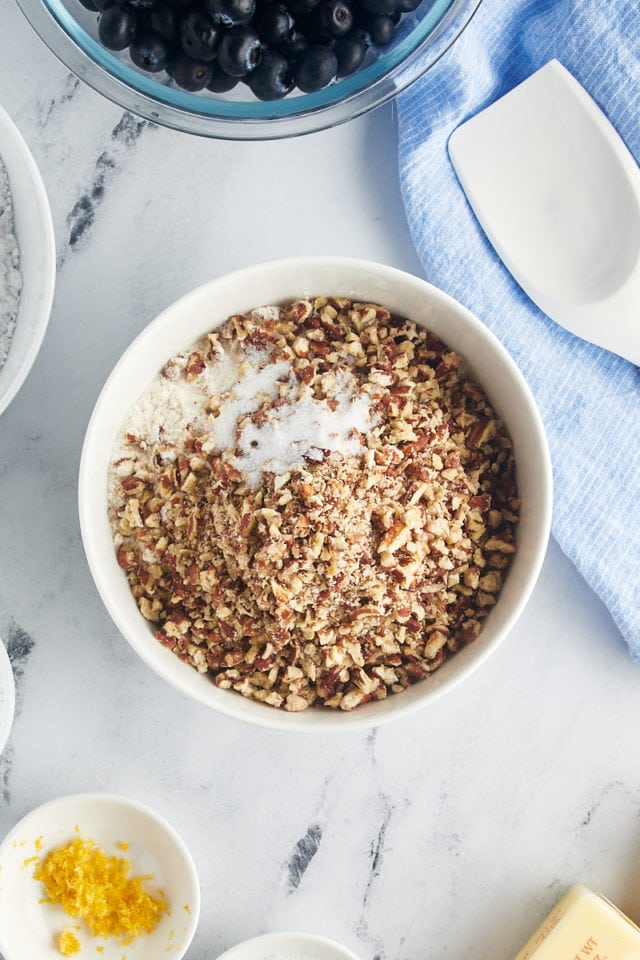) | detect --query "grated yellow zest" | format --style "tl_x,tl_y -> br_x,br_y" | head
58,927 -> 81,956
33,837 -> 168,947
